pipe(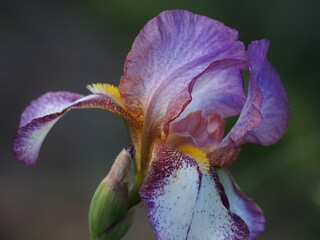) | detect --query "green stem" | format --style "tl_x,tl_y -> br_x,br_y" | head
128,171 -> 144,207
